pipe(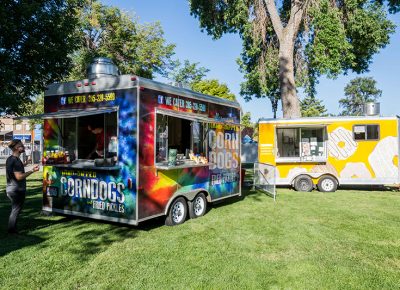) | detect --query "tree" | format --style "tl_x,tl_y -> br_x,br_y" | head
167,59 -> 209,87
241,112 -> 252,127
301,95 -> 328,117
339,77 -> 382,116
252,122 -> 259,142
167,61 -> 236,102
191,79 -> 236,101
0,0 -> 82,115
268,92 -> 280,119
23,94 -> 45,129
240,112 -> 255,140
189,0 -> 397,118
68,0 -> 175,80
